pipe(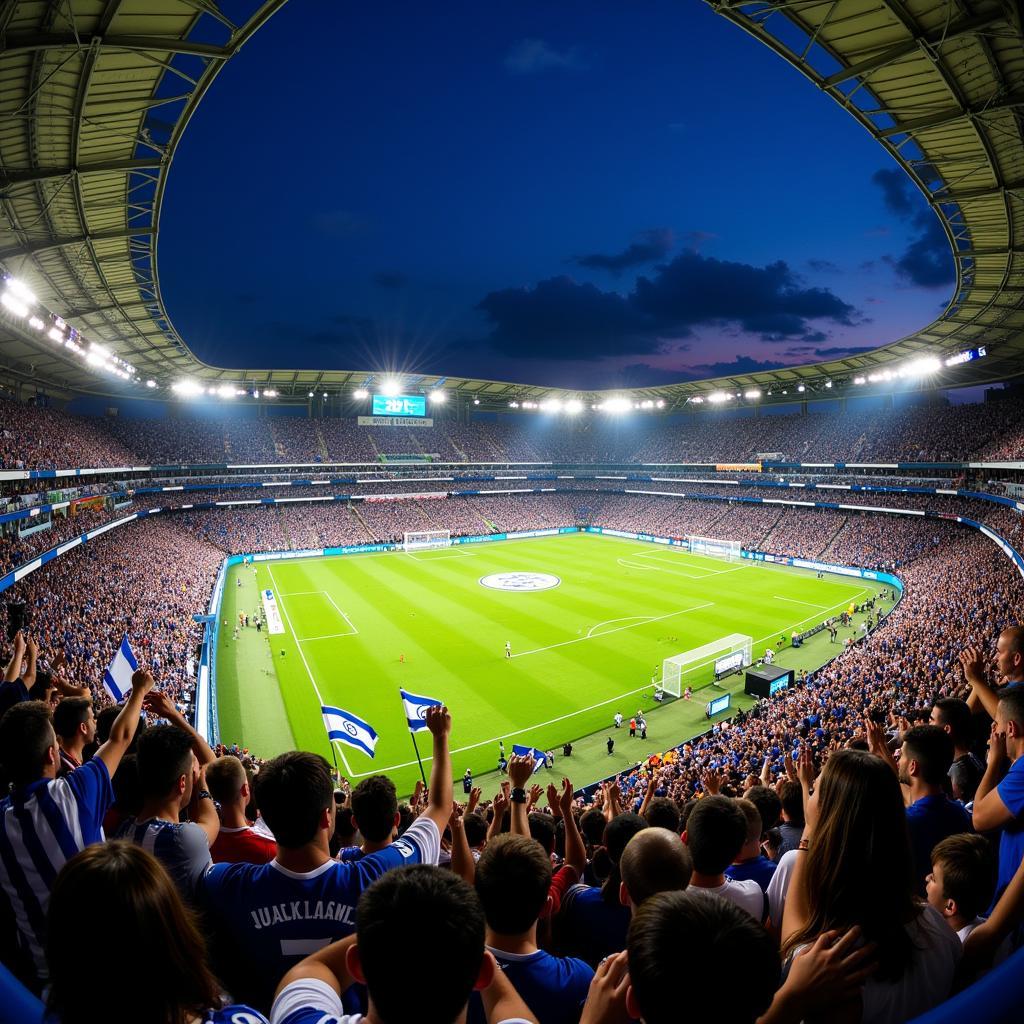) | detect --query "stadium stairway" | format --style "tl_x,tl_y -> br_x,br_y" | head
820,517 -> 854,561
350,502 -> 377,541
